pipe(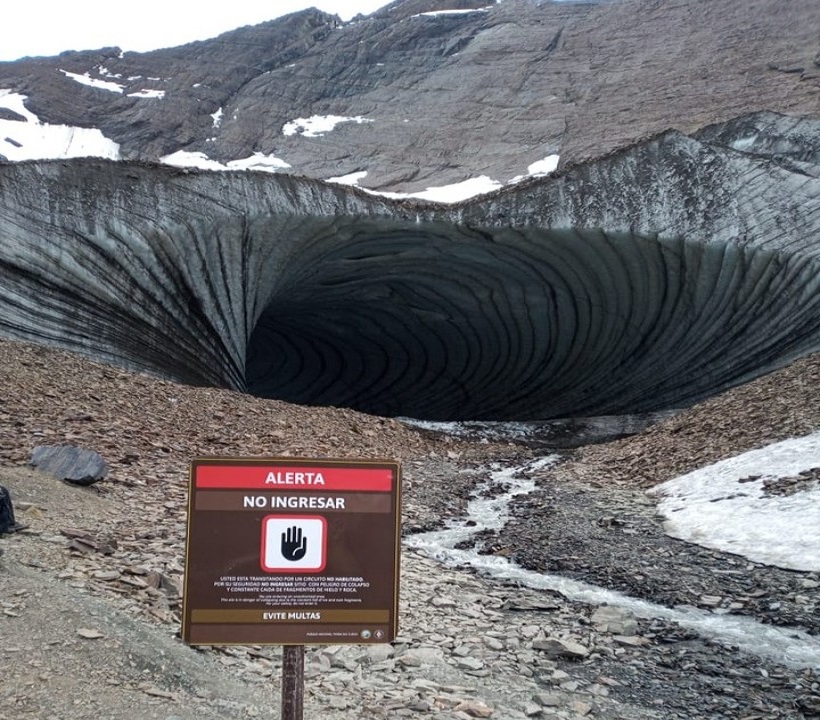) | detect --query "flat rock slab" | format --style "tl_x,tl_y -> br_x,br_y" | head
30,445 -> 108,486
